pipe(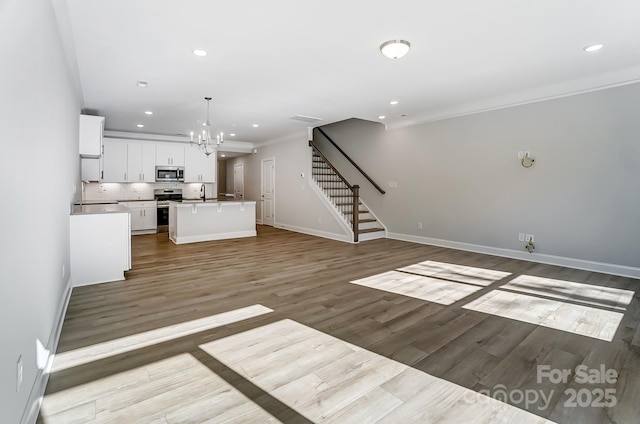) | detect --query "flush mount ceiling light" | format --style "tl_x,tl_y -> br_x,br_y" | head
136,124 -> 144,128
144,111 -> 153,115
378,115 -> 386,119
583,44 -> 604,52
136,80 -> 149,87
189,97 -> 223,157
252,124 -> 259,128
380,40 -> 410,59
389,100 -> 399,105
192,49 -> 207,56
